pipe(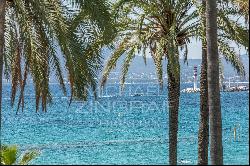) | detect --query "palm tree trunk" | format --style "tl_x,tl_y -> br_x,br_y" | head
198,46 -> 209,165
168,62 -> 180,165
206,0 -> 223,164
0,0 -> 6,138
198,1 -> 209,164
